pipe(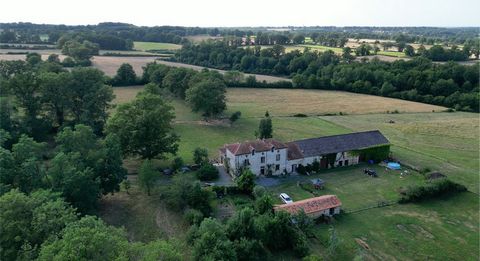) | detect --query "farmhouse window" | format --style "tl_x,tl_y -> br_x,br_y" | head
275,164 -> 280,171
276,154 -> 280,161
244,159 -> 250,166
261,157 -> 265,163
338,161 -> 343,167
252,149 -> 255,156
345,160 -> 349,166
271,147 -> 275,152
260,166 -> 265,175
